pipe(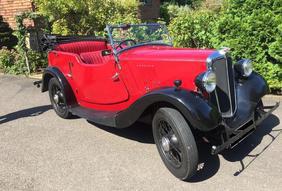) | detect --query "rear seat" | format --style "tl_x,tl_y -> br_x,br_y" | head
80,51 -> 111,65
54,41 -> 107,54
54,40 -> 111,65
